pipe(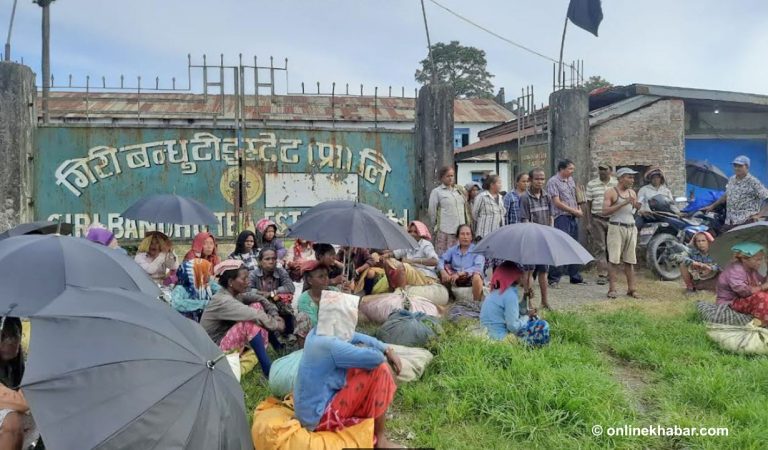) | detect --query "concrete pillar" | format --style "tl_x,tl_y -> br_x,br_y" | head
0,63 -> 36,232
548,88 -> 590,186
414,83 -> 454,224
